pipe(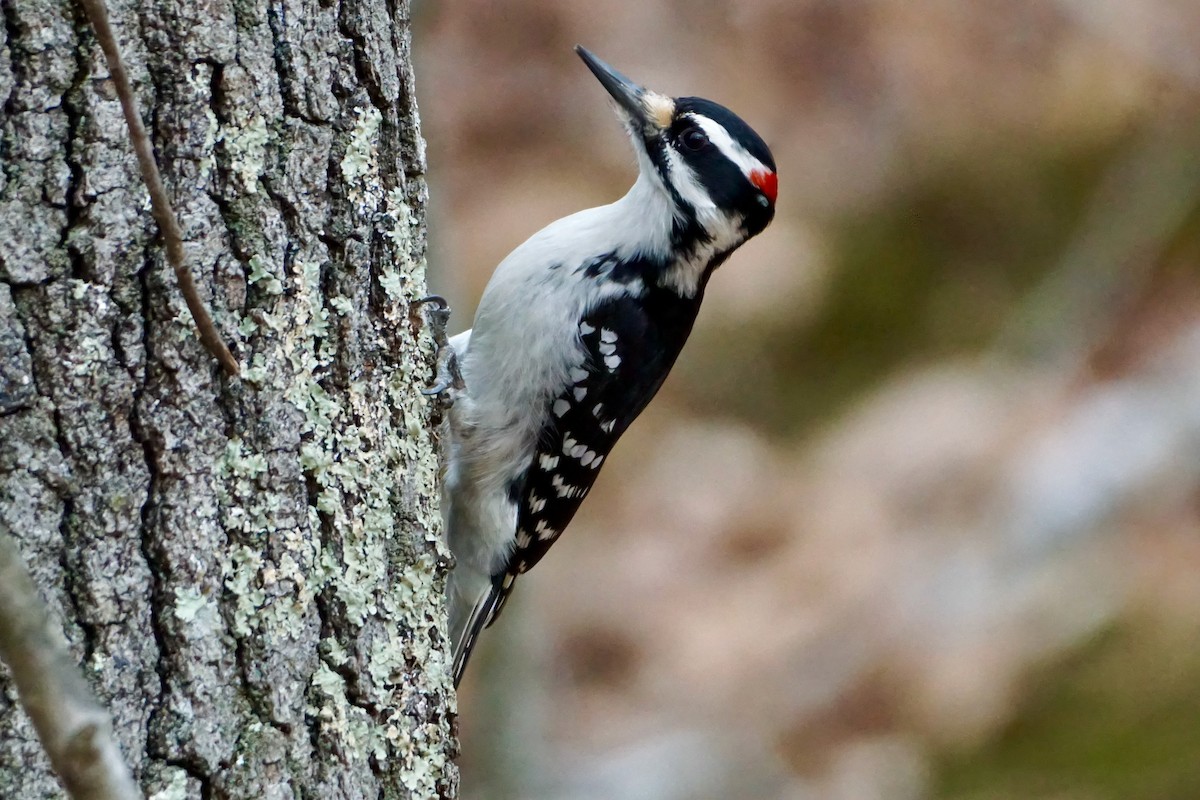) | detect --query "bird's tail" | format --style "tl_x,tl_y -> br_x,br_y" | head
448,568 -> 506,687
